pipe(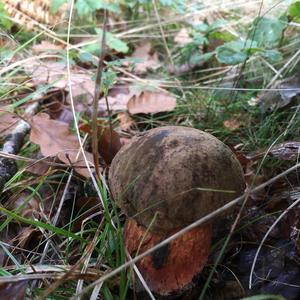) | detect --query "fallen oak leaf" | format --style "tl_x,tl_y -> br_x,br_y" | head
32,41 -> 64,54
24,60 -> 95,104
223,118 -> 241,131
98,128 -> 122,164
30,113 -> 78,156
58,150 -> 94,178
255,72 -> 300,112
117,112 -> 135,131
127,90 -> 176,115
29,113 -> 94,177
0,110 -> 20,136
98,85 -> 139,115
128,42 -> 160,75
80,123 -> 122,165
44,100 -> 73,125
0,281 -> 28,300
25,157 -> 52,176
174,28 -> 193,46
72,196 -> 101,232
269,141 -> 300,161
